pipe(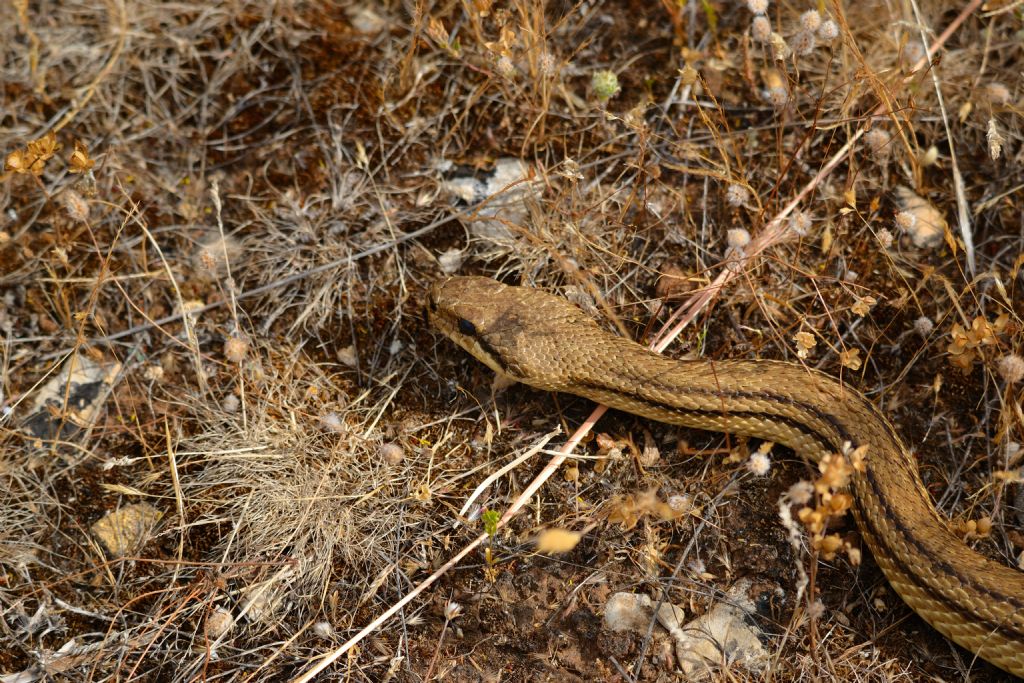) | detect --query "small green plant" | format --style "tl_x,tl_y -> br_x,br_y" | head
591,70 -> 620,101
481,509 -> 499,536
